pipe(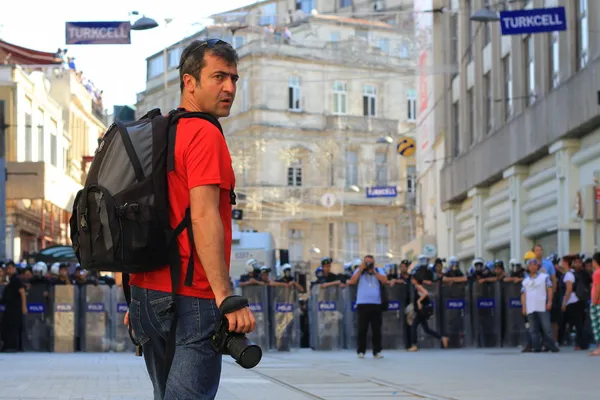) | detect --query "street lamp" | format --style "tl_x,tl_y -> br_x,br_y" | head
130,12 -> 159,31
349,185 -> 360,193
470,8 -> 500,22
311,246 -> 321,254
376,136 -> 394,144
